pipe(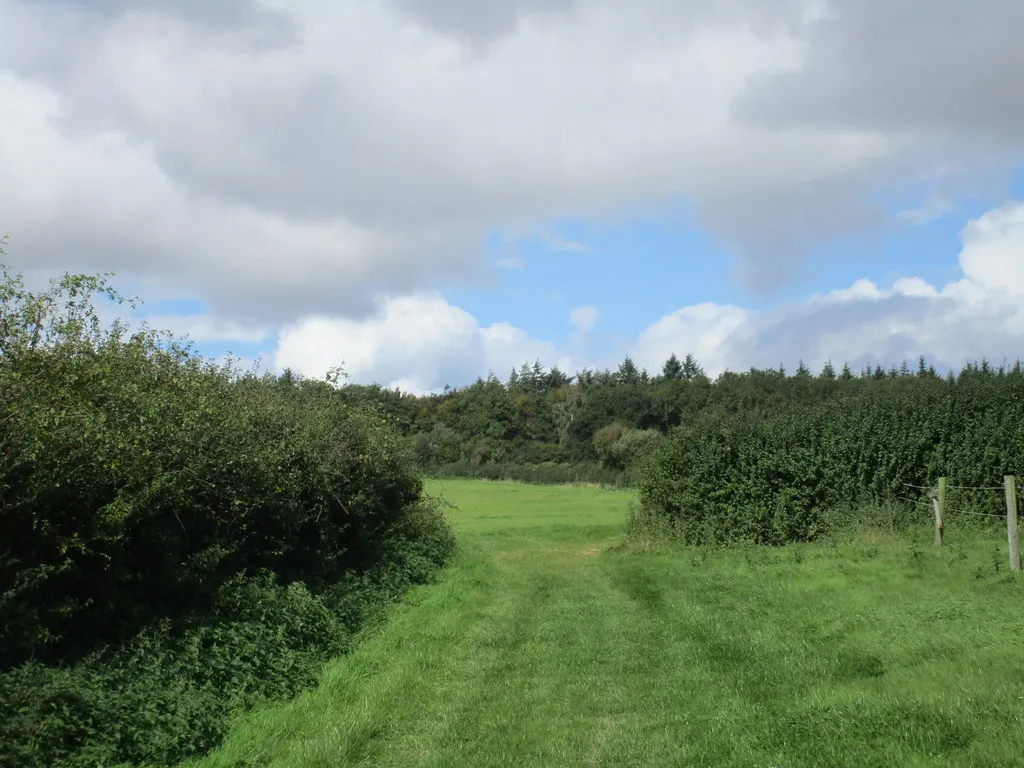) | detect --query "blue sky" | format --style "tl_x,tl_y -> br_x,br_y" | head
138,200 -> 975,377
3,0 -> 1024,392
152,164 -> 1024,383
437,177 -> 1017,378
469,211 -> 732,346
